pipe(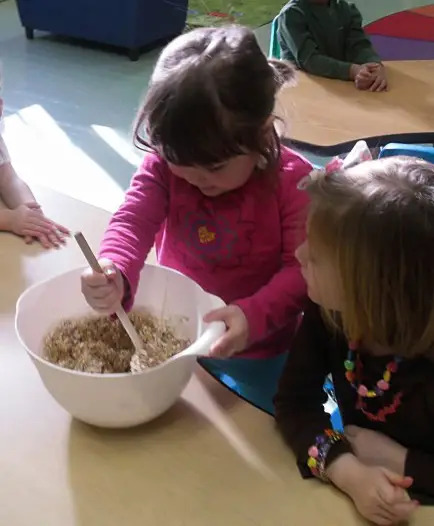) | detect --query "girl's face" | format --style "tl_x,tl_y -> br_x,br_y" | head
295,238 -> 343,311
168,154 -> 258,197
